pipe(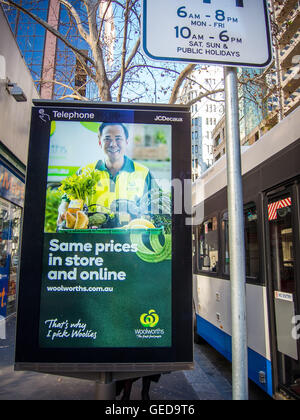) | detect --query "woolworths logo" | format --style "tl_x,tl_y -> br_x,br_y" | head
140,310 -> 159,328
